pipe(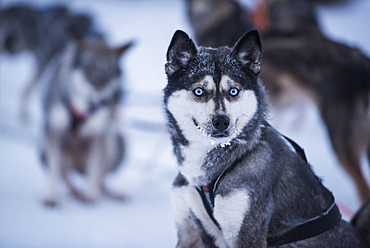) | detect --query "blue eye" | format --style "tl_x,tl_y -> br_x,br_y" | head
229,88 -> 239,96
194,88 -> 204,96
